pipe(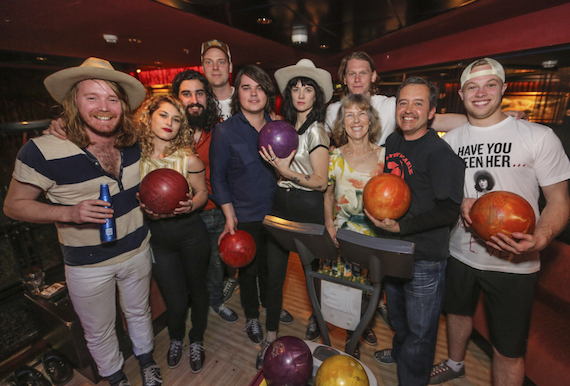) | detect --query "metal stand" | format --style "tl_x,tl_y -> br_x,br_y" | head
263,215 -> 415,356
